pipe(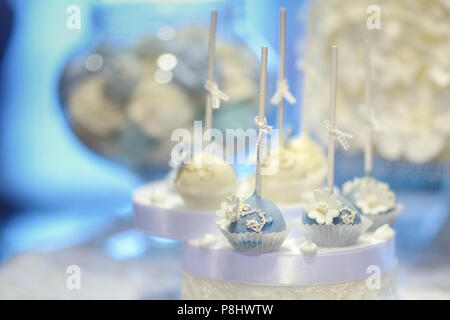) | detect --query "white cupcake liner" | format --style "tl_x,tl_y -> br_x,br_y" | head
221,224 -> 292,255
174,181 -> 238,211
364,204 -> 403,231
297,216 -> 372,247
